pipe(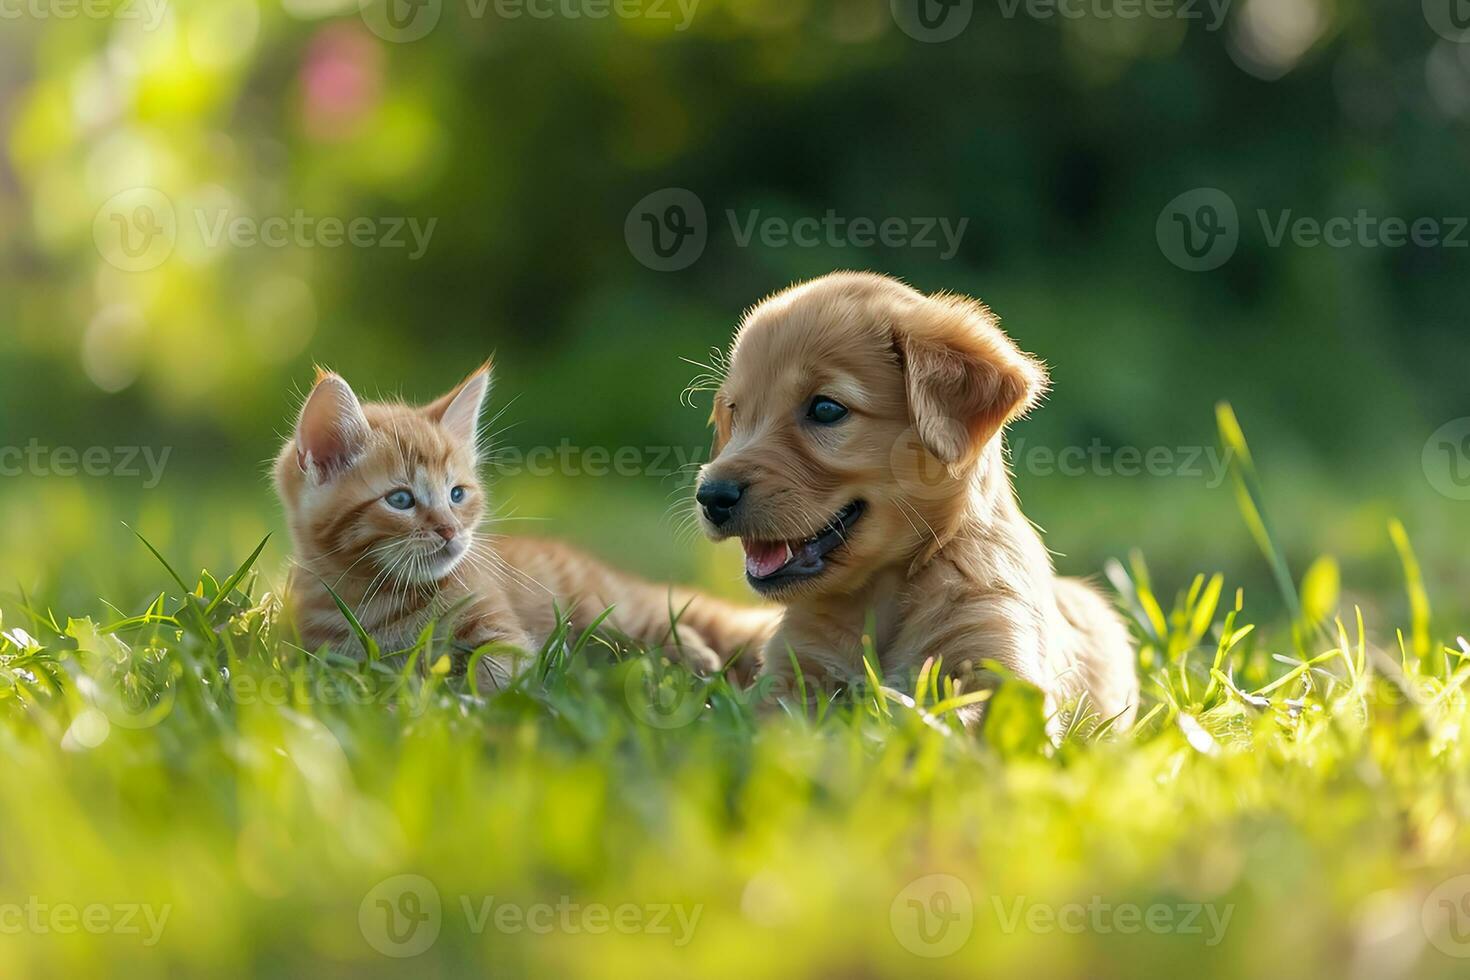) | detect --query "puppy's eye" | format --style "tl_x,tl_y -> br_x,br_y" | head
807,396 -> 849,425
449,485 -> 467,504
385,489 -> 415,510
